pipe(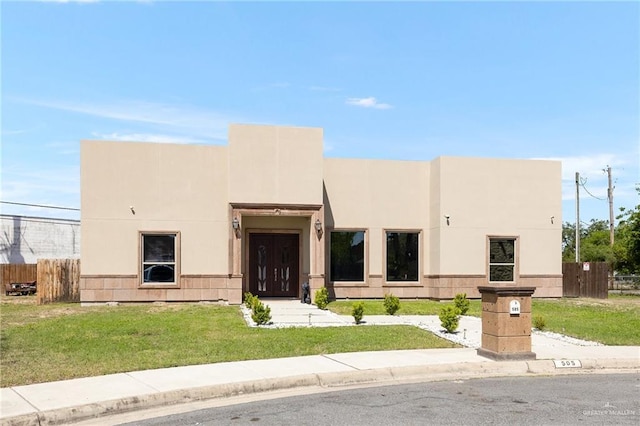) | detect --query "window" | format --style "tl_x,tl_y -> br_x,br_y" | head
141,233 -> 178,284
330,231 -> 365,281
489,238 -> 516,282
386,232 -> 419,282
